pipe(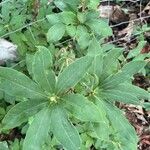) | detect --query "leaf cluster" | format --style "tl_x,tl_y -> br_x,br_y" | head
0,0 -> 149,150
